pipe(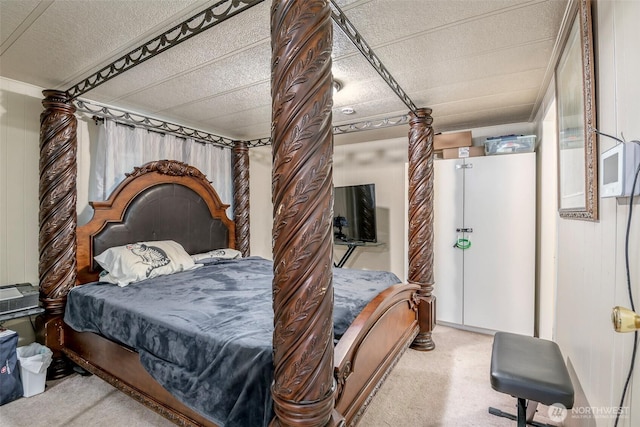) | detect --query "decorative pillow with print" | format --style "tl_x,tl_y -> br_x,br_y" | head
95,240 -> 199,287
191,248 -> 242,263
